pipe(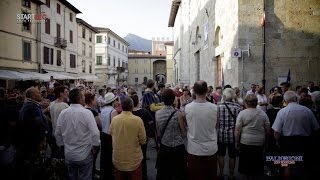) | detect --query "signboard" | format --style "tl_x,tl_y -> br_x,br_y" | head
231,48 -> 241,58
